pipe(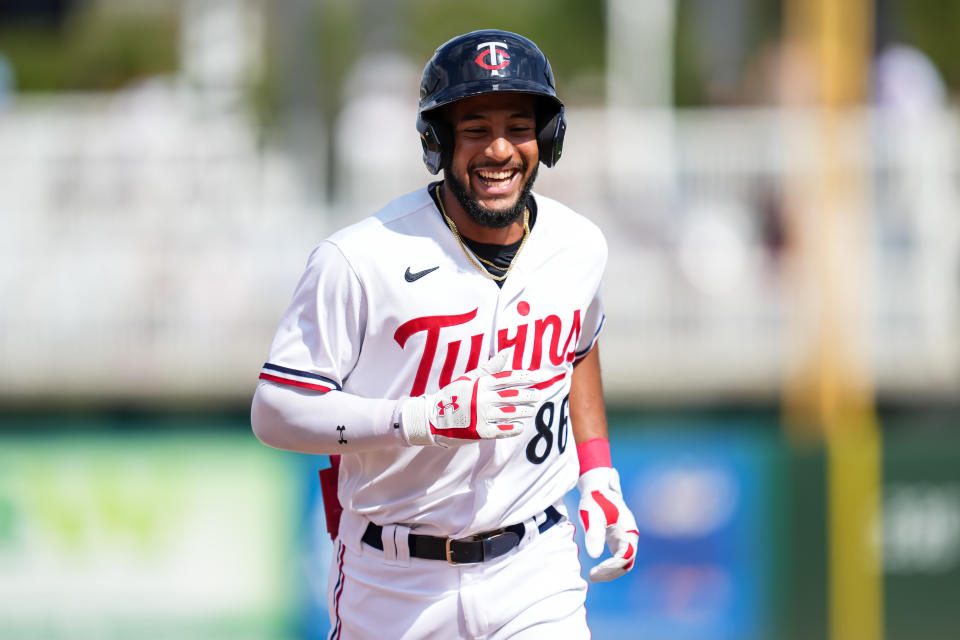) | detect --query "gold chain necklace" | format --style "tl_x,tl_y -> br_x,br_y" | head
436,187 -> 530,282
